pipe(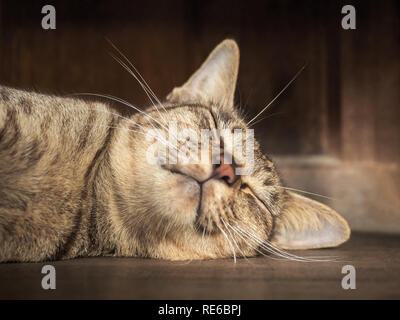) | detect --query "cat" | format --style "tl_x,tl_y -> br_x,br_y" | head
0,39 -> 350,262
